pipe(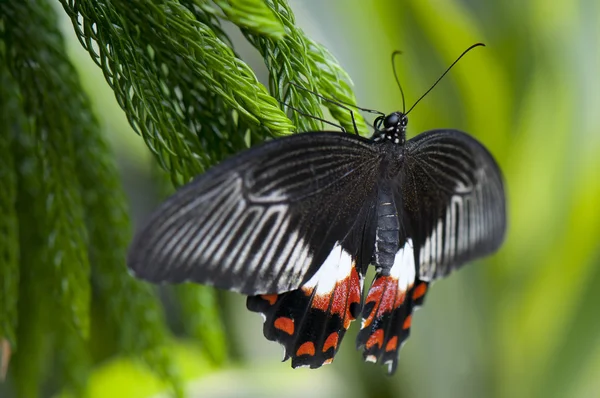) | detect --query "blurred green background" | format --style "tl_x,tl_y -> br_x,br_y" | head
3,0 -> 600,397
